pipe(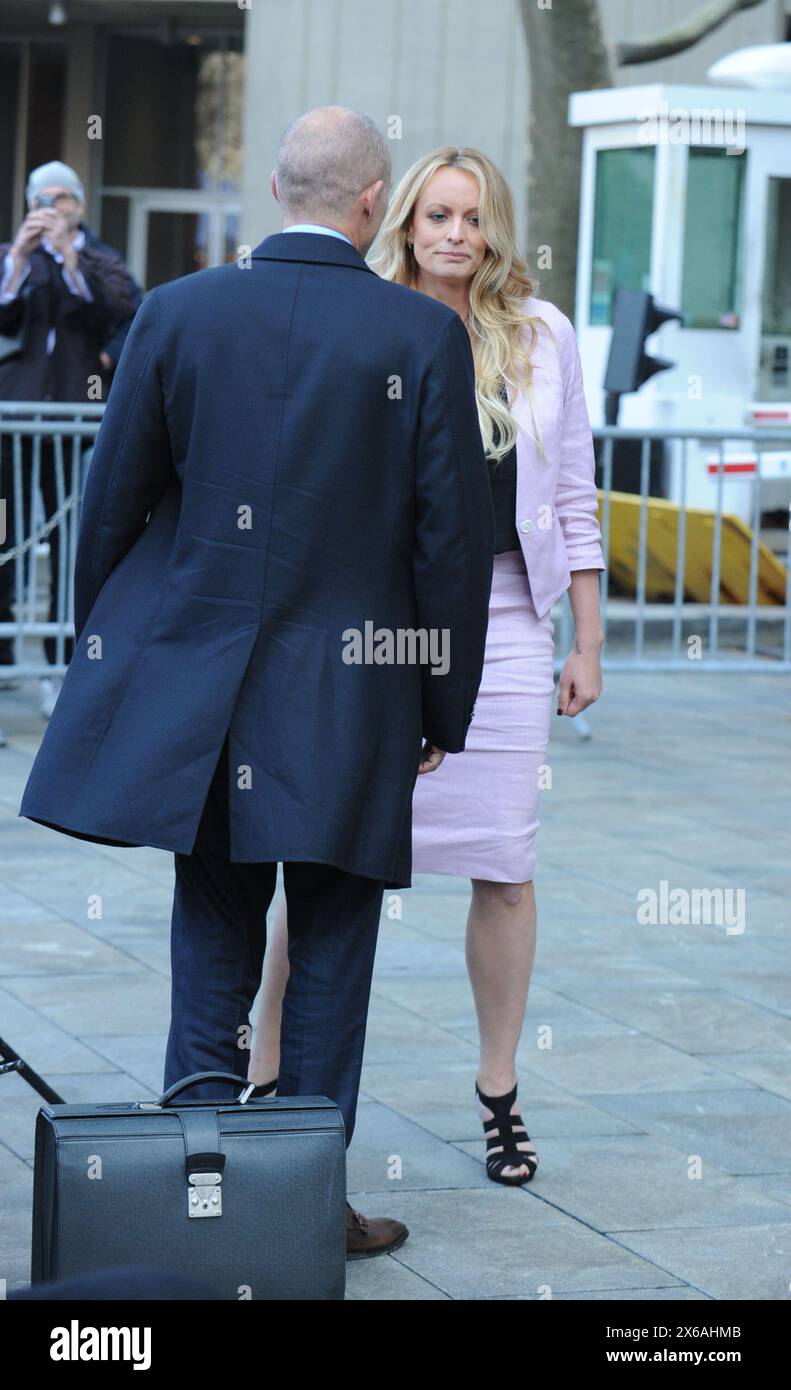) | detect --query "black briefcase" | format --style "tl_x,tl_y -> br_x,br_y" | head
30,1070 -> 347,1300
